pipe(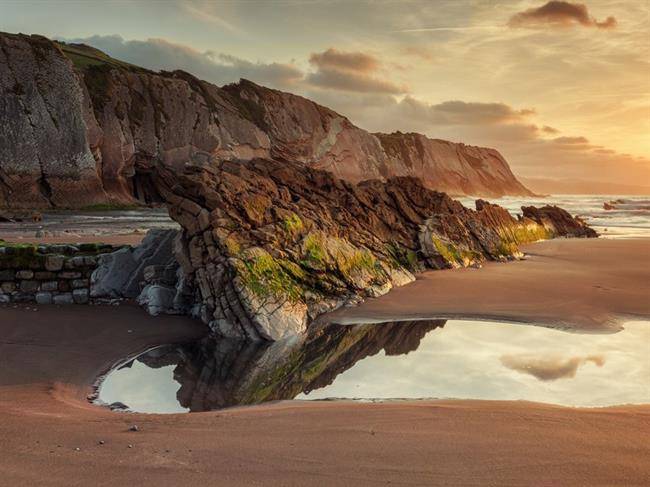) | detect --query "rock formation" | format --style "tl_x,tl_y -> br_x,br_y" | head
0,32 -> 598,342
1,32 -> 532,209
152,158 -> 595,341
